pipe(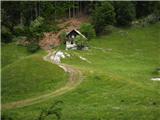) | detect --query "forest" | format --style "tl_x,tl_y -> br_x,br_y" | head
1,1 -> 160,52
